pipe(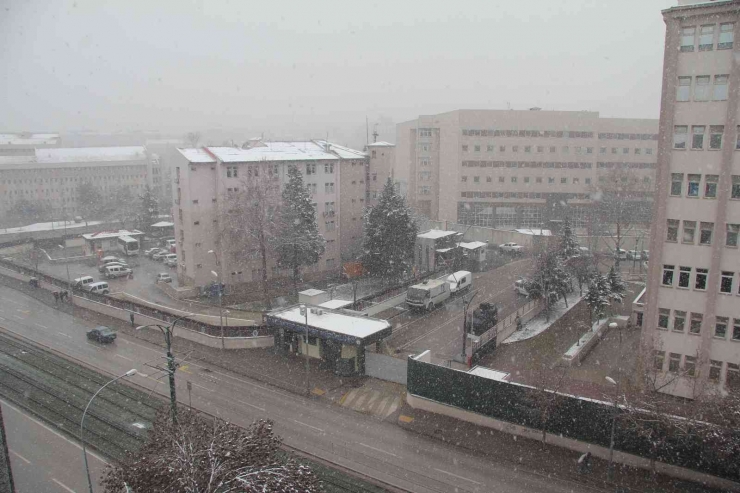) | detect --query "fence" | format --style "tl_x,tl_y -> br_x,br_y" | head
0,258 -> 268,339
472,299 -> 541,356
351,268 -> 441,311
